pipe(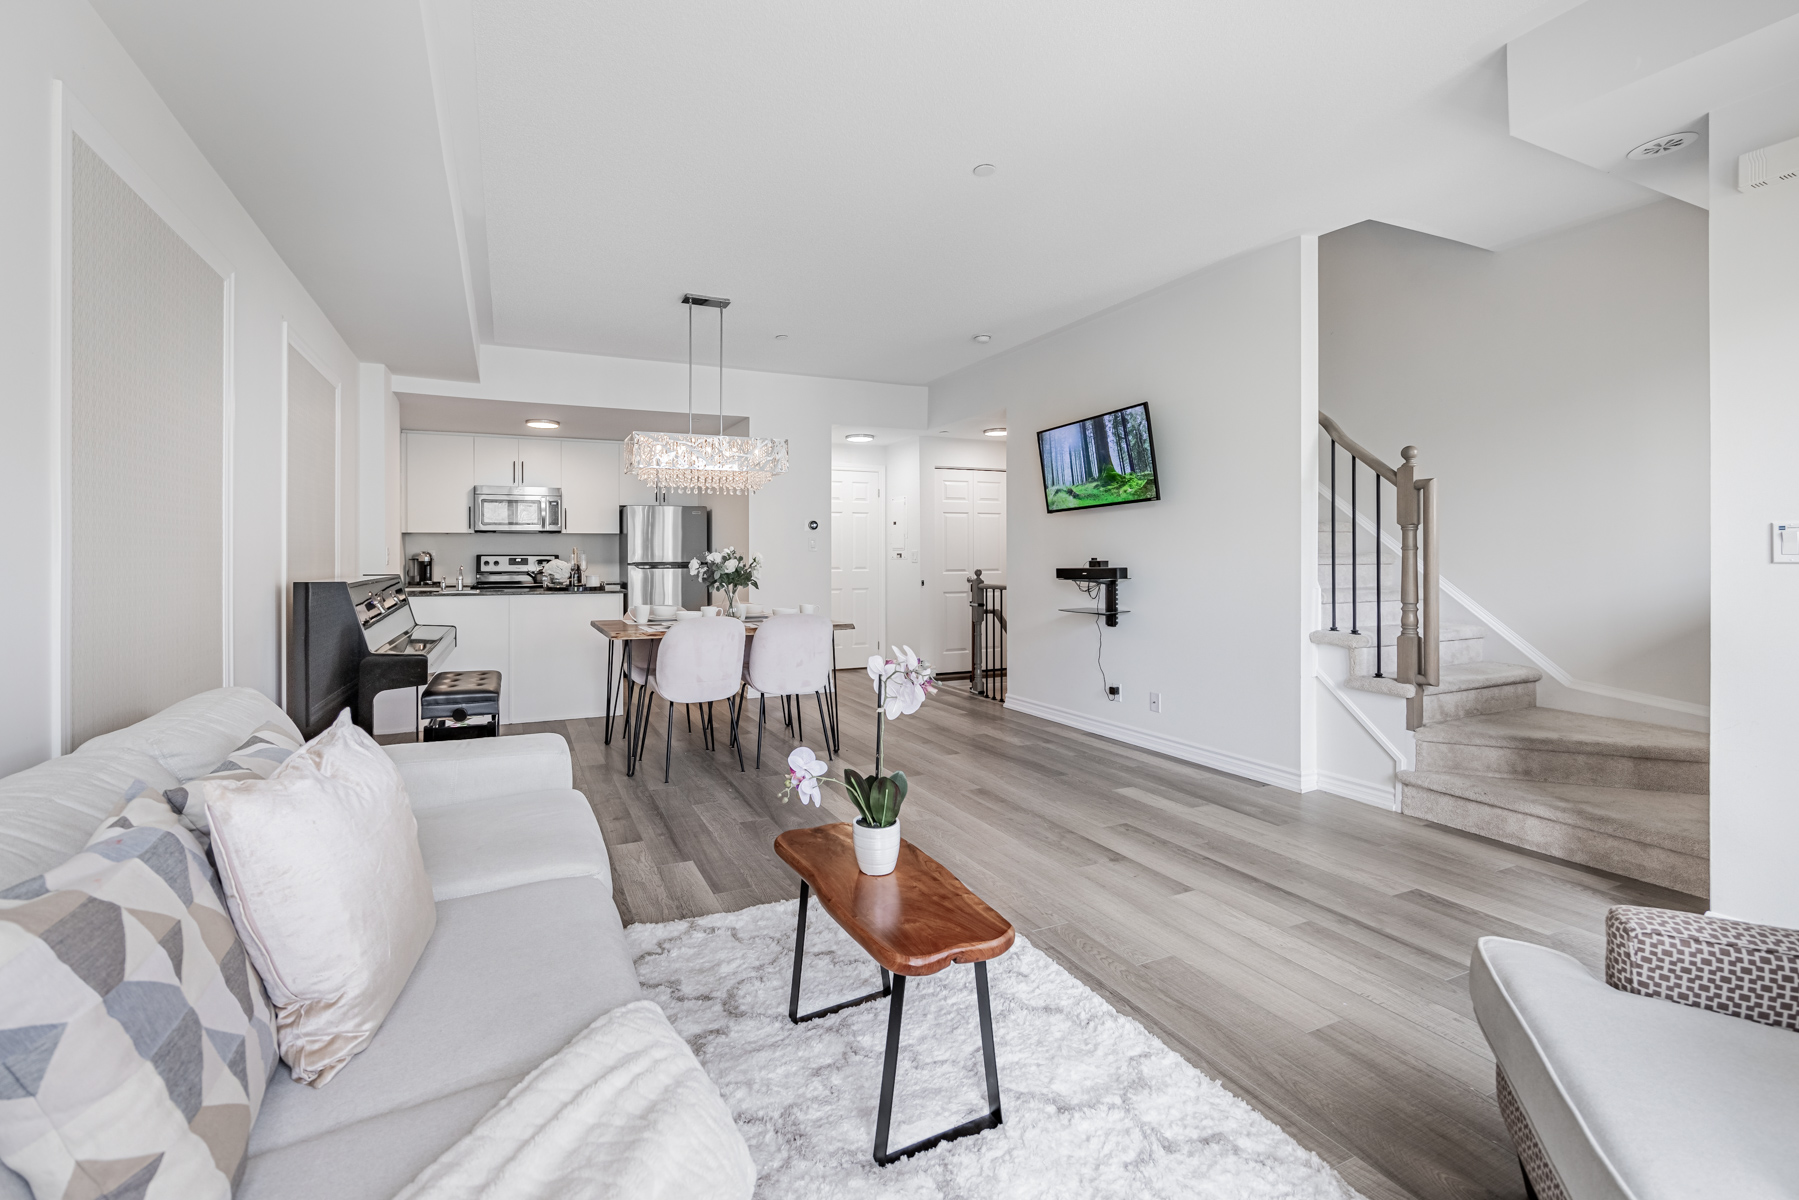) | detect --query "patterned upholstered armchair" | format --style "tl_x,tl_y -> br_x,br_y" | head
1472,906 -> 1799,1200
